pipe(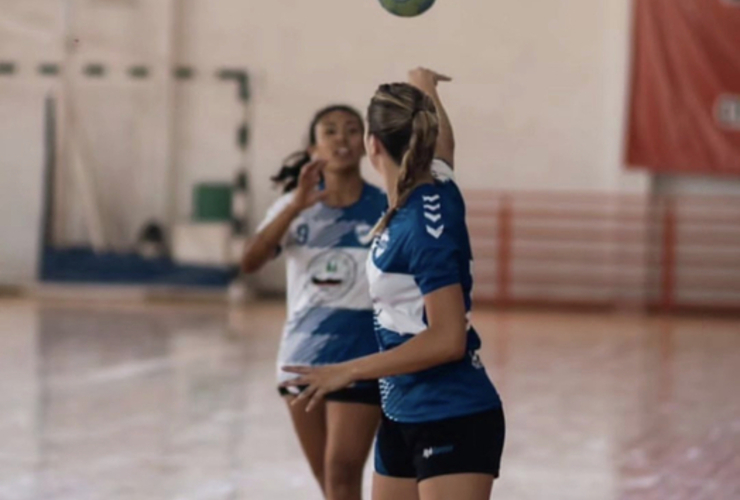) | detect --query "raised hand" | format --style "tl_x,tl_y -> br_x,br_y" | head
408,67 -> 452,95
288,159 -> 327,212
